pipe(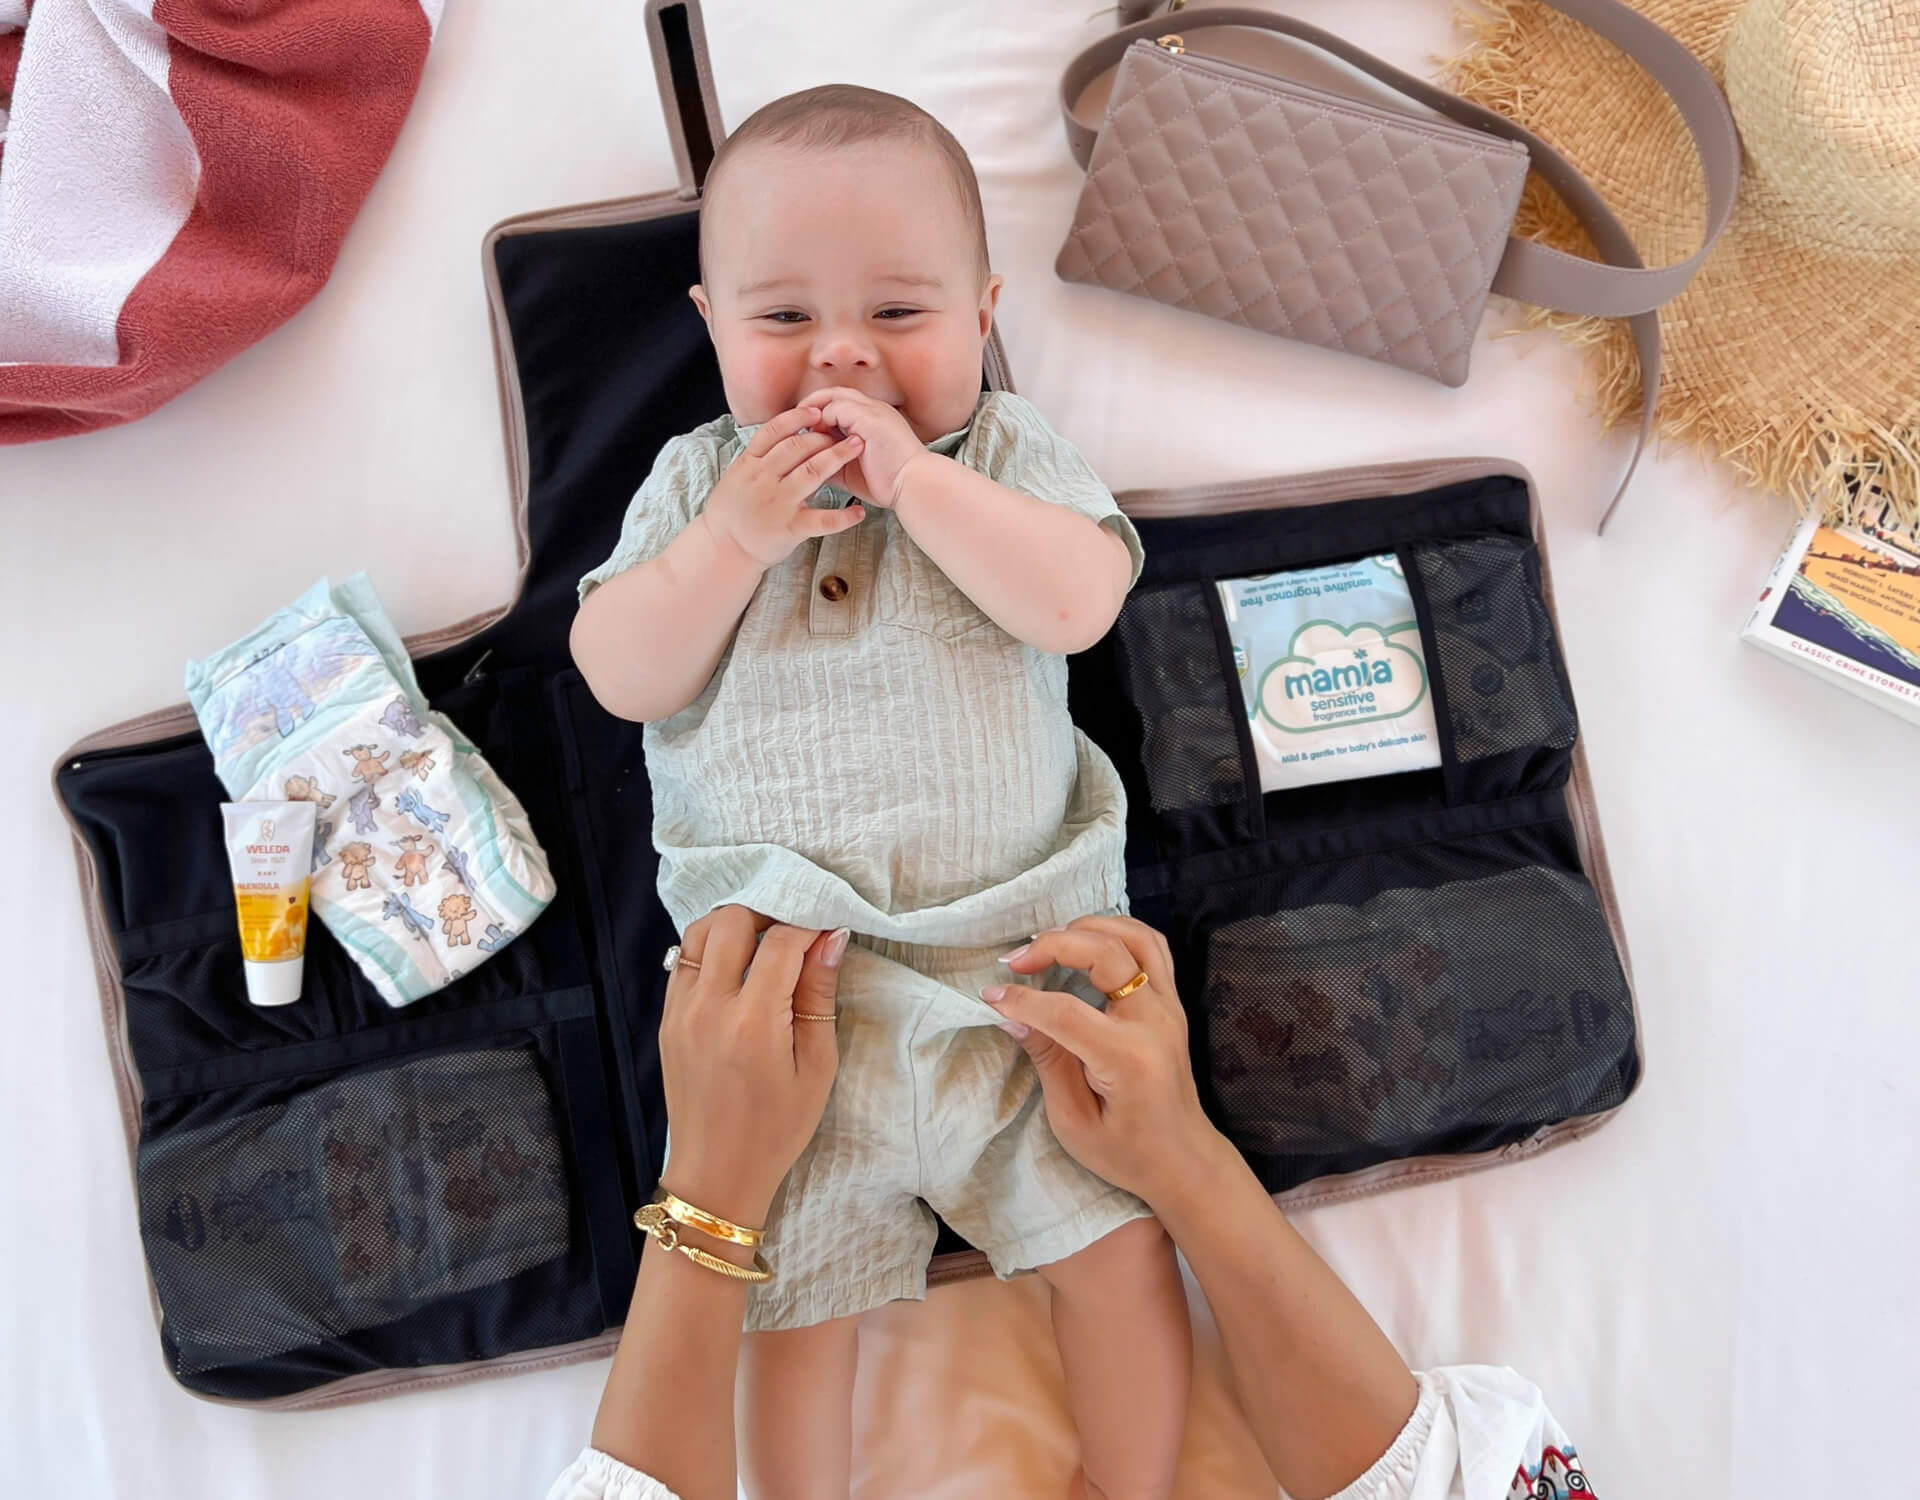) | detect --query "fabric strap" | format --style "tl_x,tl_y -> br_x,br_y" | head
1063,1 -> 1743,530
